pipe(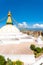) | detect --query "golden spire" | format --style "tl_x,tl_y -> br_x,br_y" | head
6,11 -> 13,25
8,11 -> 11,16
